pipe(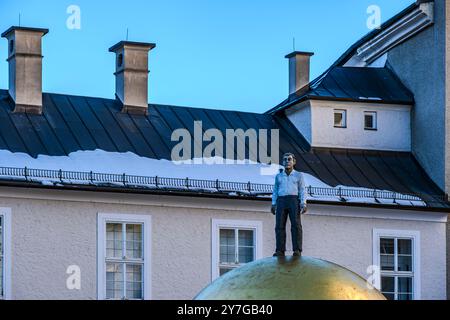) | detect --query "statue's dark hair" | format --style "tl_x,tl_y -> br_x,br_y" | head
282,152 -> 296,161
